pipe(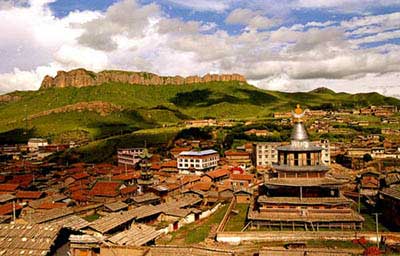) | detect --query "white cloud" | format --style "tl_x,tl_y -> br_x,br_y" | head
164,0 -> 232,12
225,8 -> 279,29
